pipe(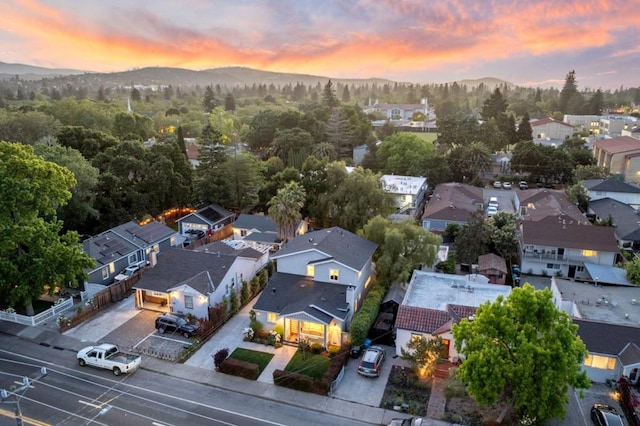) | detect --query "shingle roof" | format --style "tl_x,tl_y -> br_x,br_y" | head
518,189 -> 586,223
530,117 -> 574,128
83,231 -> 138,267
111,221 -> 176,247
574,318 -> 640,356
478,253 -> 508,274
133,247 -> 235,293
252,272 -> 350,323
593,136 -> 640,154
234,214 -> 278,233
583,178 -> 640,194
177,204 -> 234,226
589,198 -> 640,242
194,240 -> 264,259
422,183 -> 484,222
521,221 -> 619,252
395,305 -> 451,334
618,343 -> 640,366
272,227 -> 377,271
